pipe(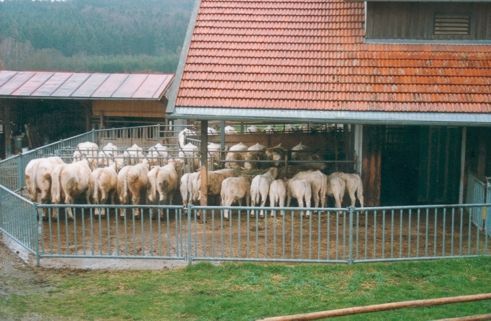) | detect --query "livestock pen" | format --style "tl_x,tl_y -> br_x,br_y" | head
0,124 -> 490,267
